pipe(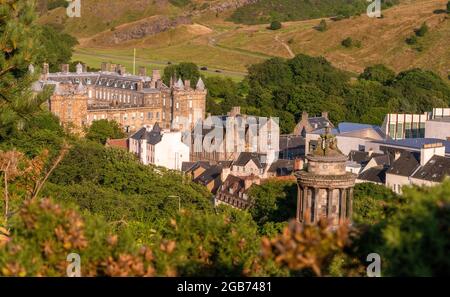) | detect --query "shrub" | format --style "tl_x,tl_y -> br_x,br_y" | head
406,35 -> 418,45
269,21 -> 282,30
359,64 -> 396,85
415,22 -> 429,37
316,19 -> 328,32
341,37 -> 353,48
